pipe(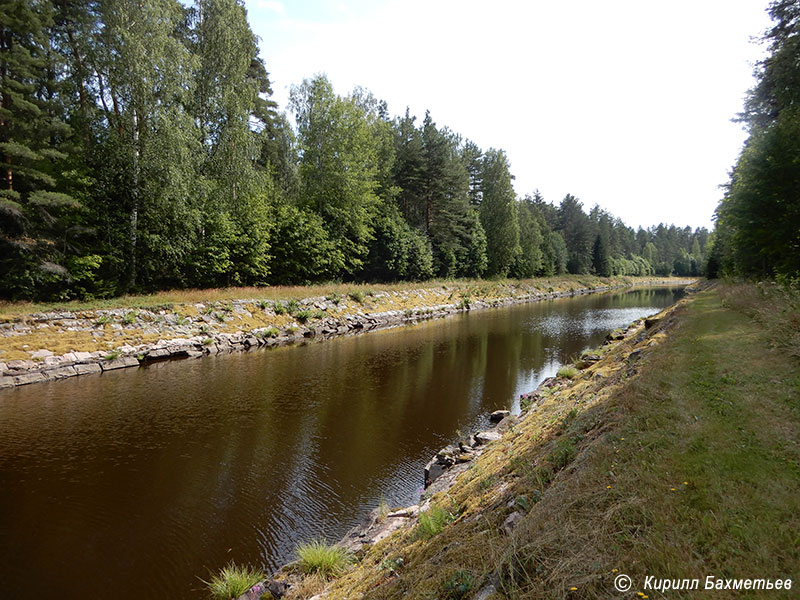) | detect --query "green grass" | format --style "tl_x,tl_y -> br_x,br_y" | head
556,364 -> 579,379
294,309 -> 313,324
296,540 -> 353,578
415,505 -> 454,540
348,290 -> 365,304
309,284 -> 800,600
202,562 -> 264,600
